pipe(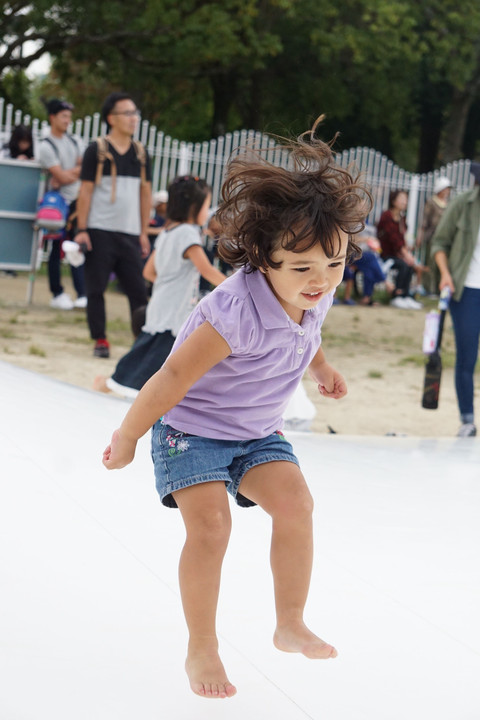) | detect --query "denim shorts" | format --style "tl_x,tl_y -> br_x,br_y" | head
151,421 -> 299,508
